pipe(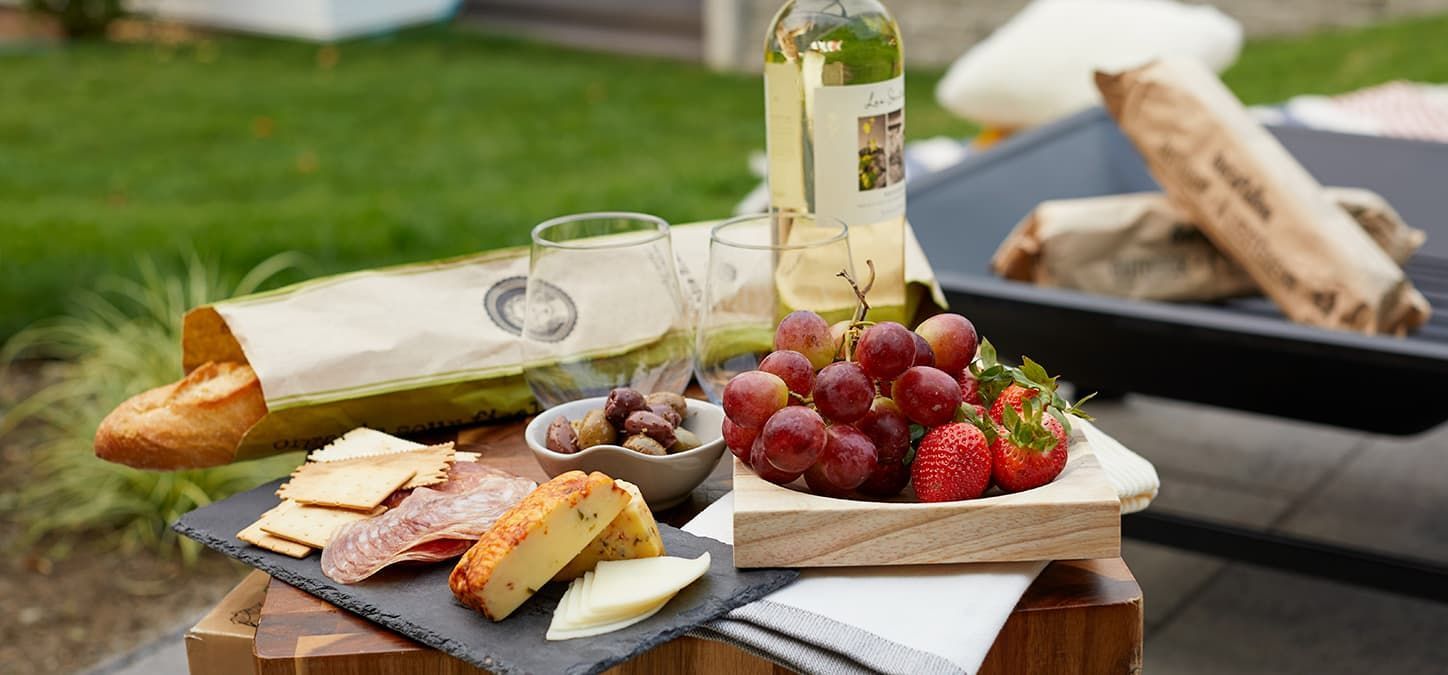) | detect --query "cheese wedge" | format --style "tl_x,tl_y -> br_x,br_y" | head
553,480 -> 665,582
449,471 -> 631,621
575,553 -> 711,625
